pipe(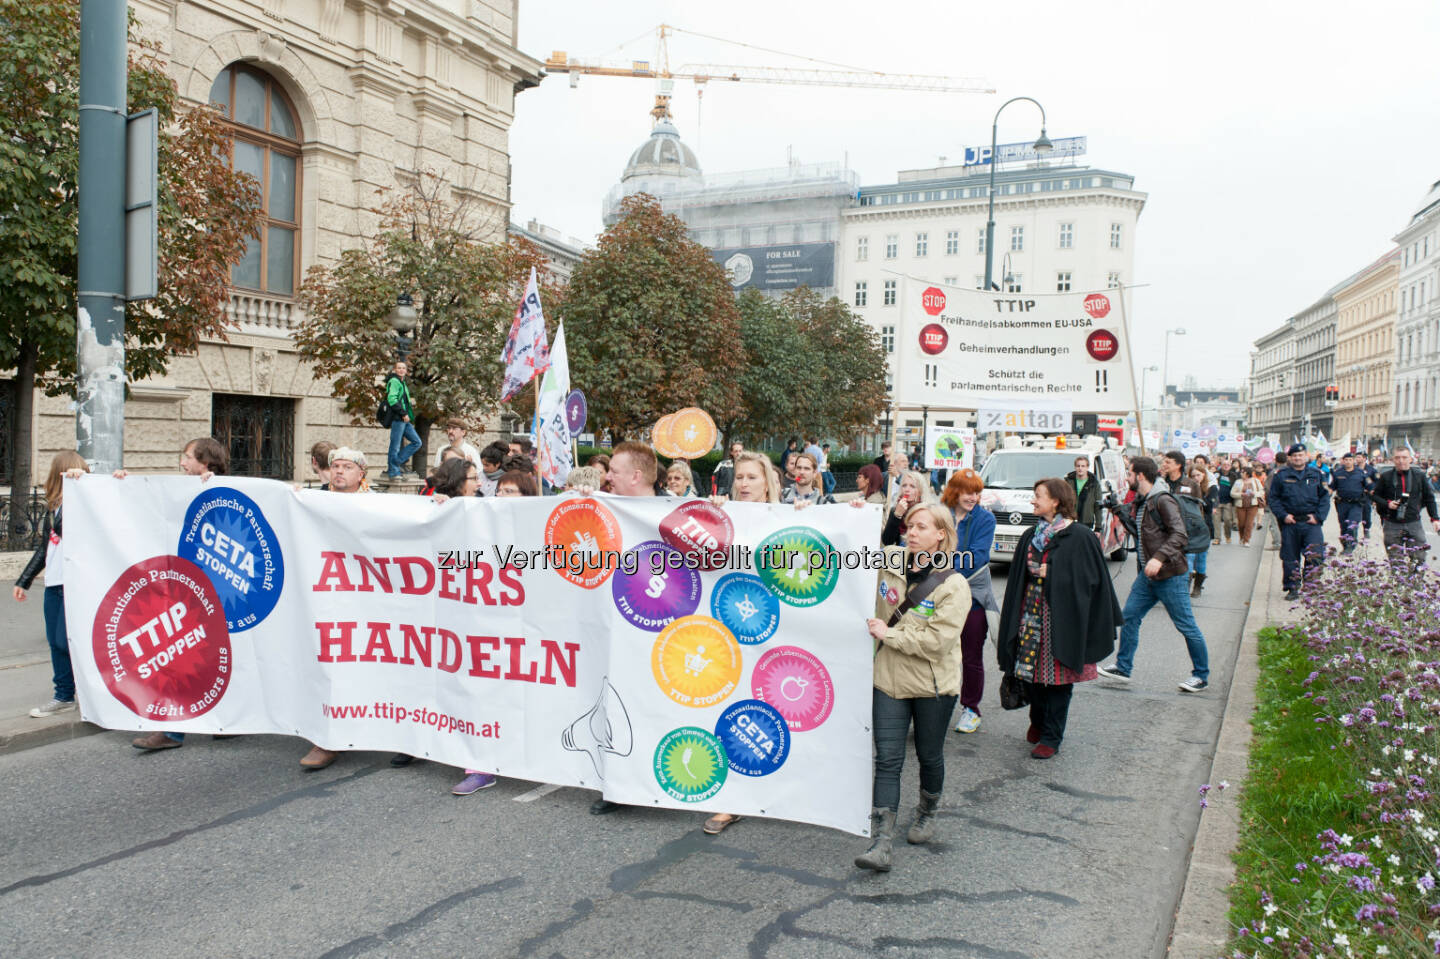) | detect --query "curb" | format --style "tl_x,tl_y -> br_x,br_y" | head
0,715 -> 104,756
